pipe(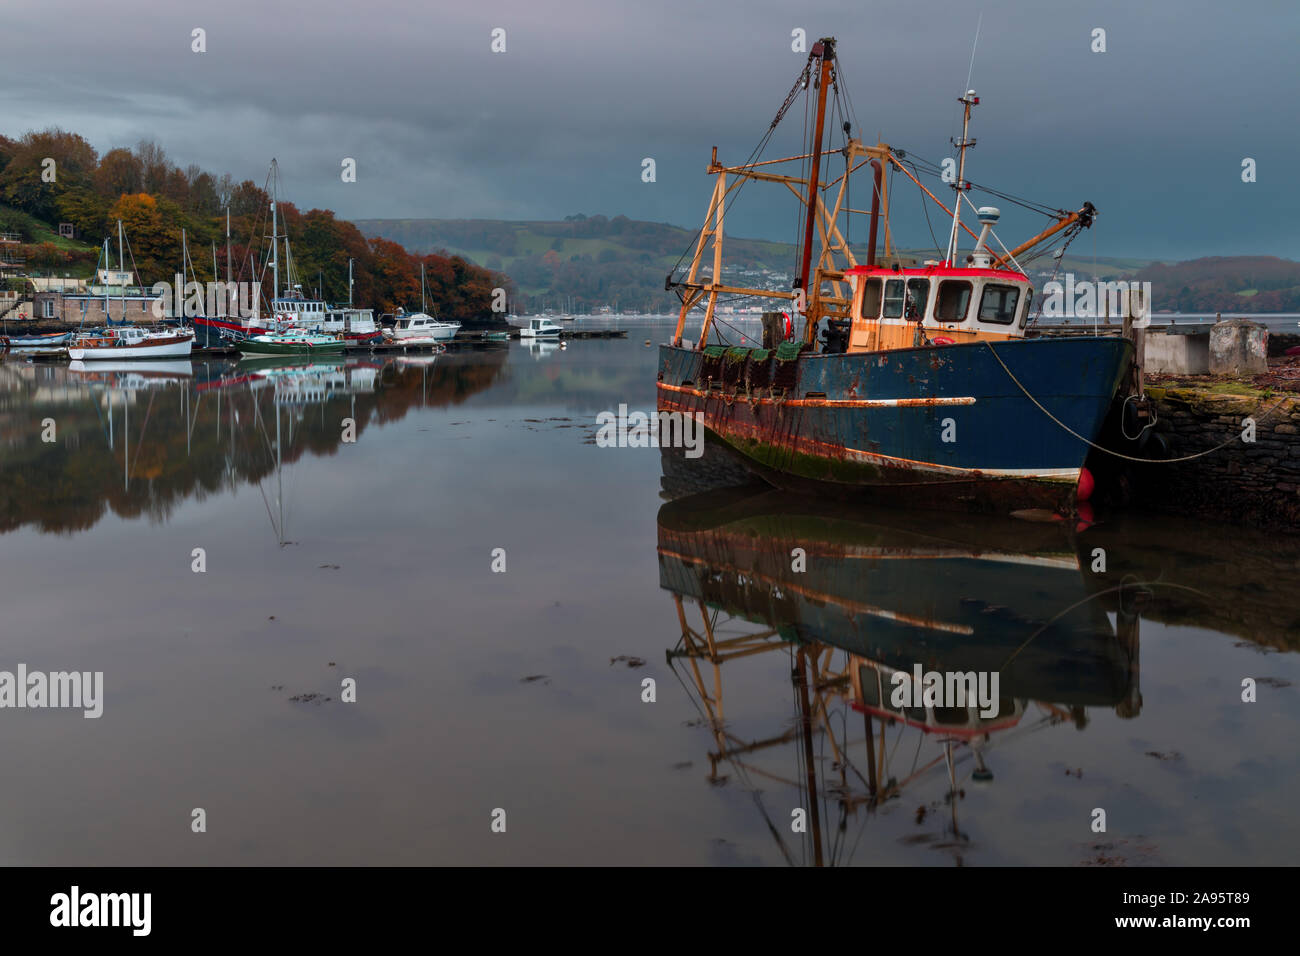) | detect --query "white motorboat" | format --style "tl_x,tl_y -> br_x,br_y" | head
388,311 -> 459,342
68,326 -> 195,360
519,317 -> 562,338
388,263 -> 461,341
